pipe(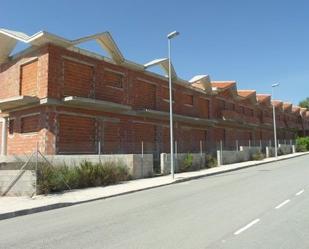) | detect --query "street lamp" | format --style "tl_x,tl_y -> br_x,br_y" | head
167,30 -> 179,179
272,83 -> 280,158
